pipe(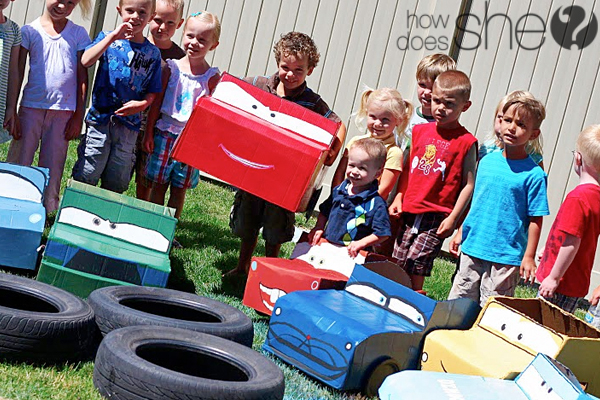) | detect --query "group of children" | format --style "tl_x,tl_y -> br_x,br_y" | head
1,0 -> 599,316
